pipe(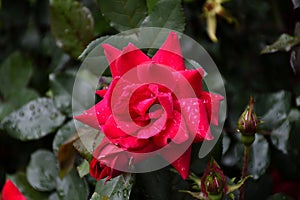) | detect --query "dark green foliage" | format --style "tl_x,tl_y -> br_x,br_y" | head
0,0 -> 300,199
